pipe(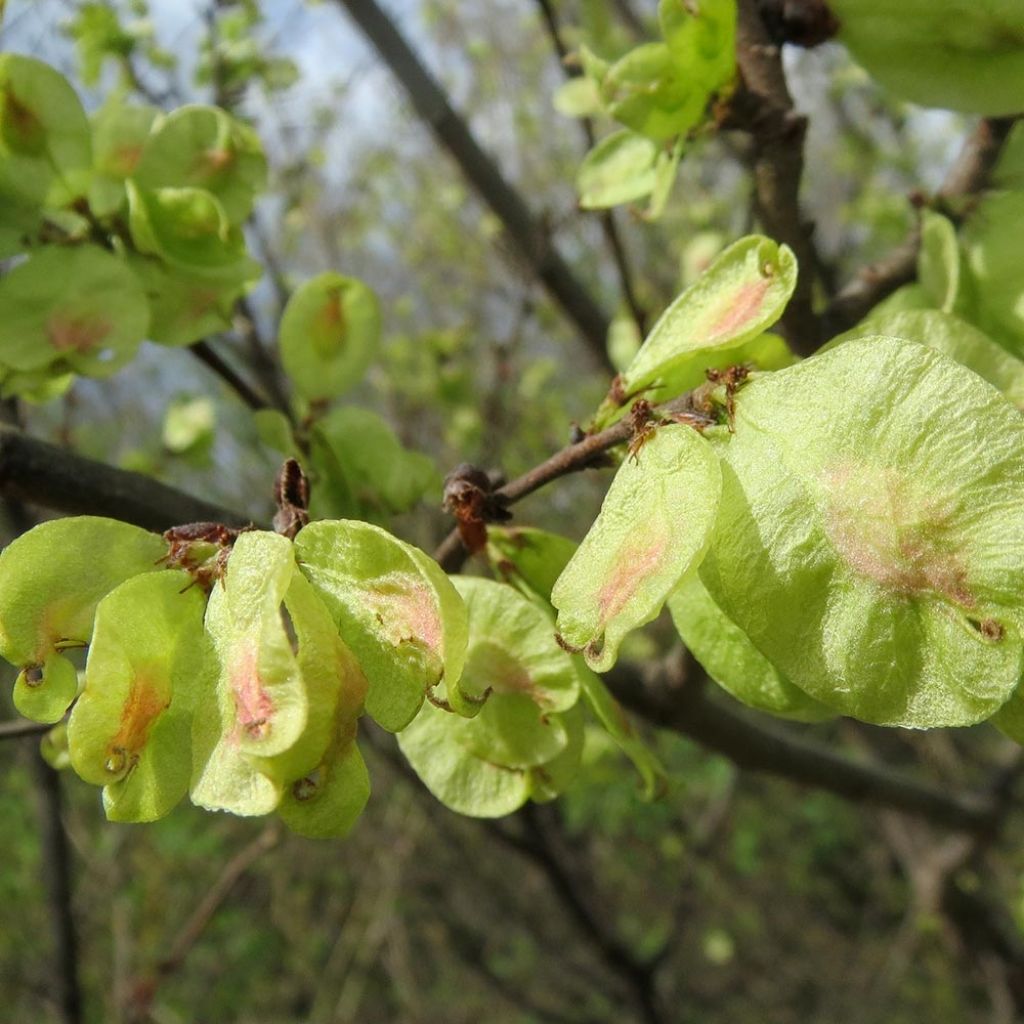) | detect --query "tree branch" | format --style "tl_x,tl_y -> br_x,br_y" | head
608,652 -> 1000,835
533,0 -> 648,335
334,0 -> 614,372
190,339 -> 274,413
31,751 -> 83,1024
0,717 -> 52,740
823,116 -> 1019,336
730,0 -> 823,355
0,424 -> 248,531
